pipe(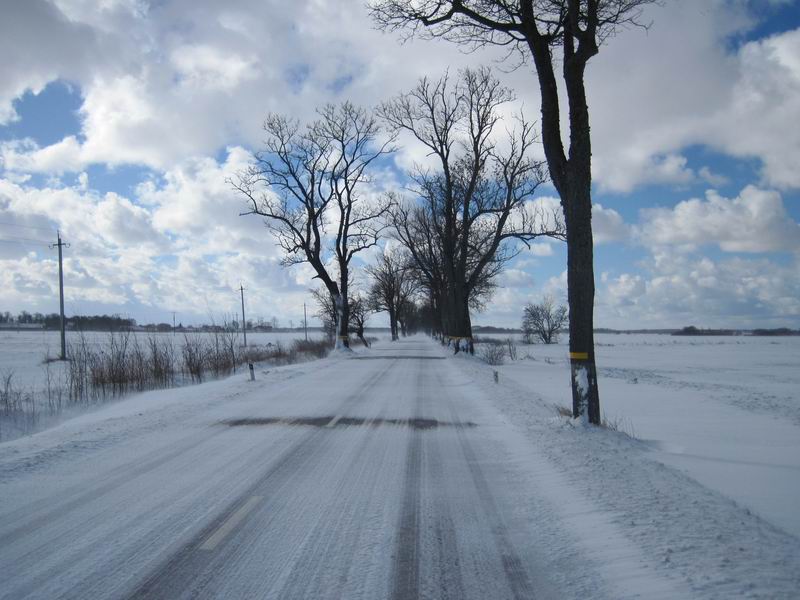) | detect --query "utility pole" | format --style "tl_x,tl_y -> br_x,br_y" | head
50,231 -> 69,361
239,284 -> 247,347
304,303 -> 308,341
